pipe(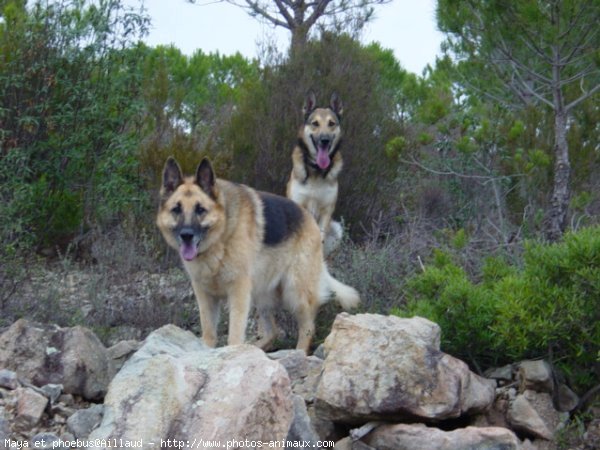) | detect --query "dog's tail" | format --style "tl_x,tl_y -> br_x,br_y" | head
319,266 -> 360,310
